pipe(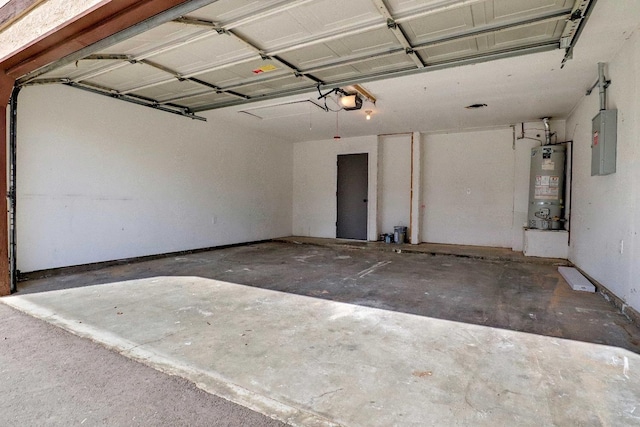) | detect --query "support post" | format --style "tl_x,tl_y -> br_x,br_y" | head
410,132 -> 422,244
0,72 -> 14,296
